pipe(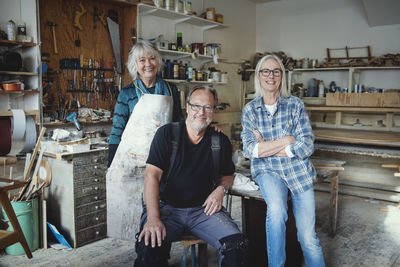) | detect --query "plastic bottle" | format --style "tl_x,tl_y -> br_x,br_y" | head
173,60 -> 179,79
177,32 -> 183,52
178,61 -> 185,80
318,80 -> 325,97
186,62 -> 193,81
166,59 -> 173,79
